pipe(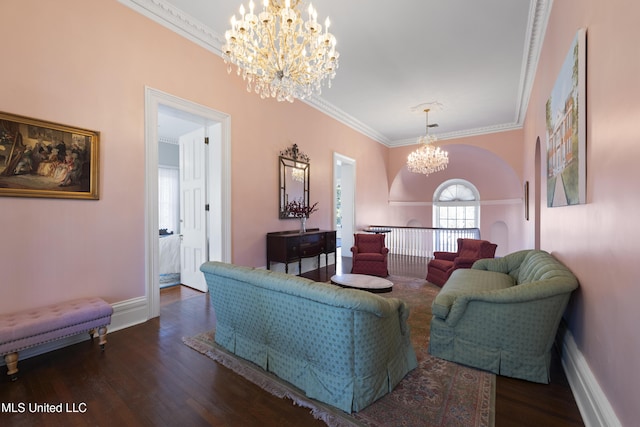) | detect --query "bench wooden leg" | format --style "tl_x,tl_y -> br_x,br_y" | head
98,326 -> 108,351
5,352 -> 18,381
